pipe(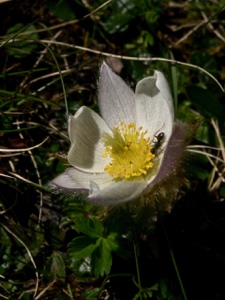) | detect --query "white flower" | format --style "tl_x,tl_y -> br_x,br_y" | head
51,62 -> 187,206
